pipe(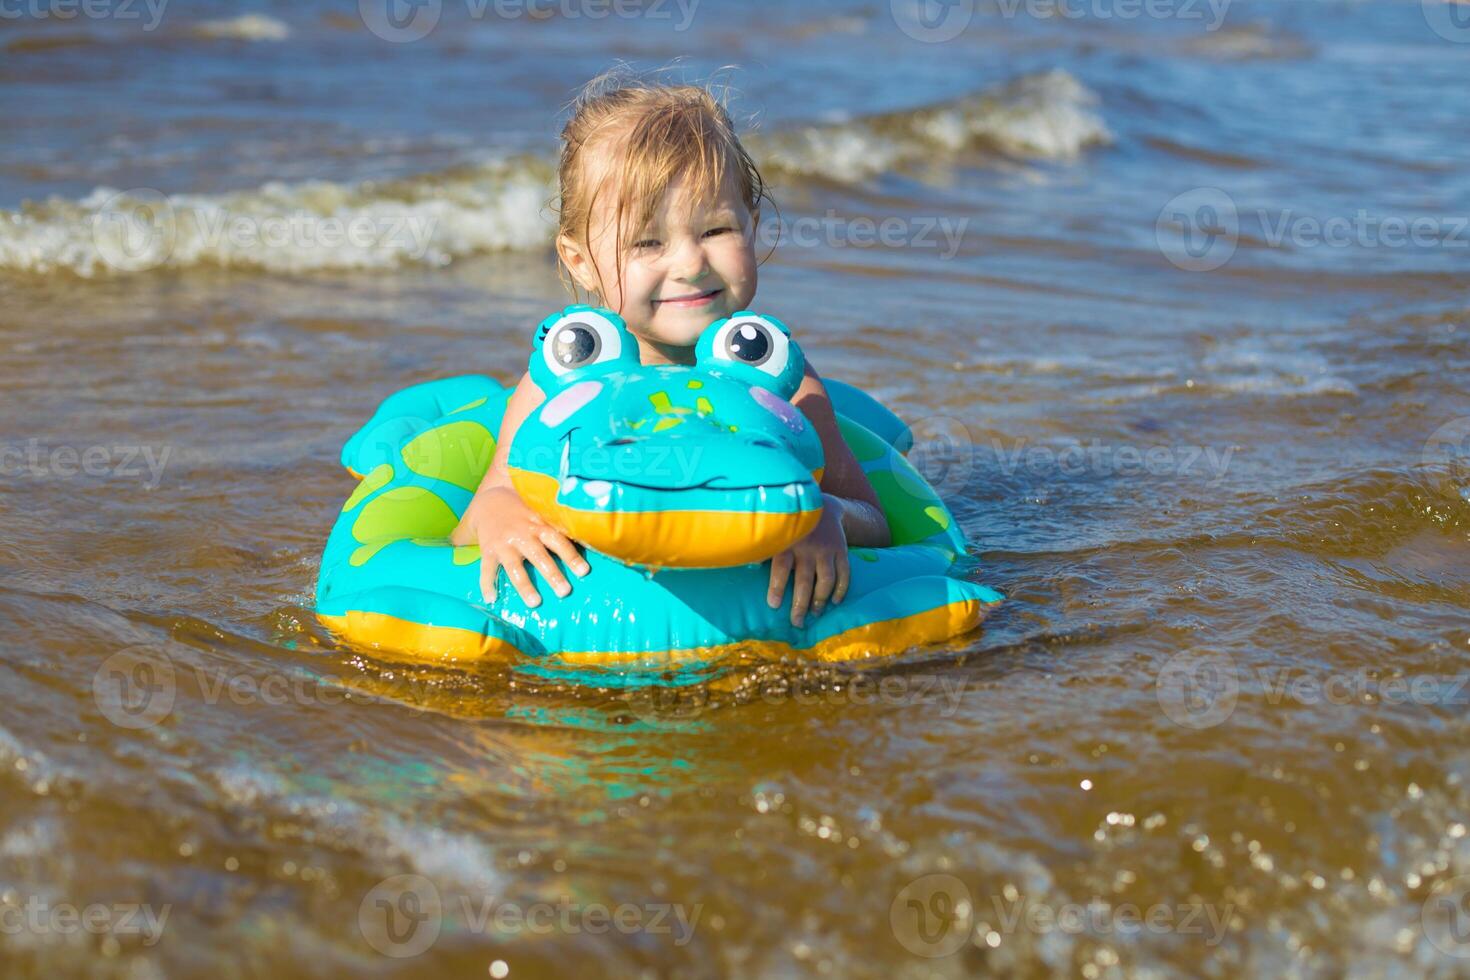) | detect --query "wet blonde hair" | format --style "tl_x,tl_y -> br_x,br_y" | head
554,66 -> 774,303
